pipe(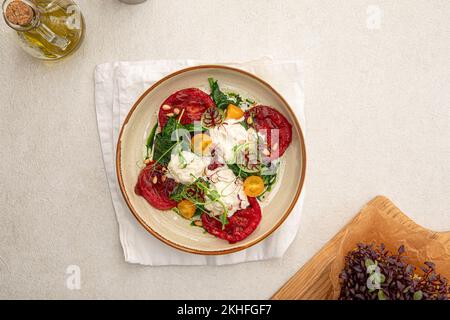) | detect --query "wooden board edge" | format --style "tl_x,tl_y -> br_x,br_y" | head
270,195 -> 450,300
